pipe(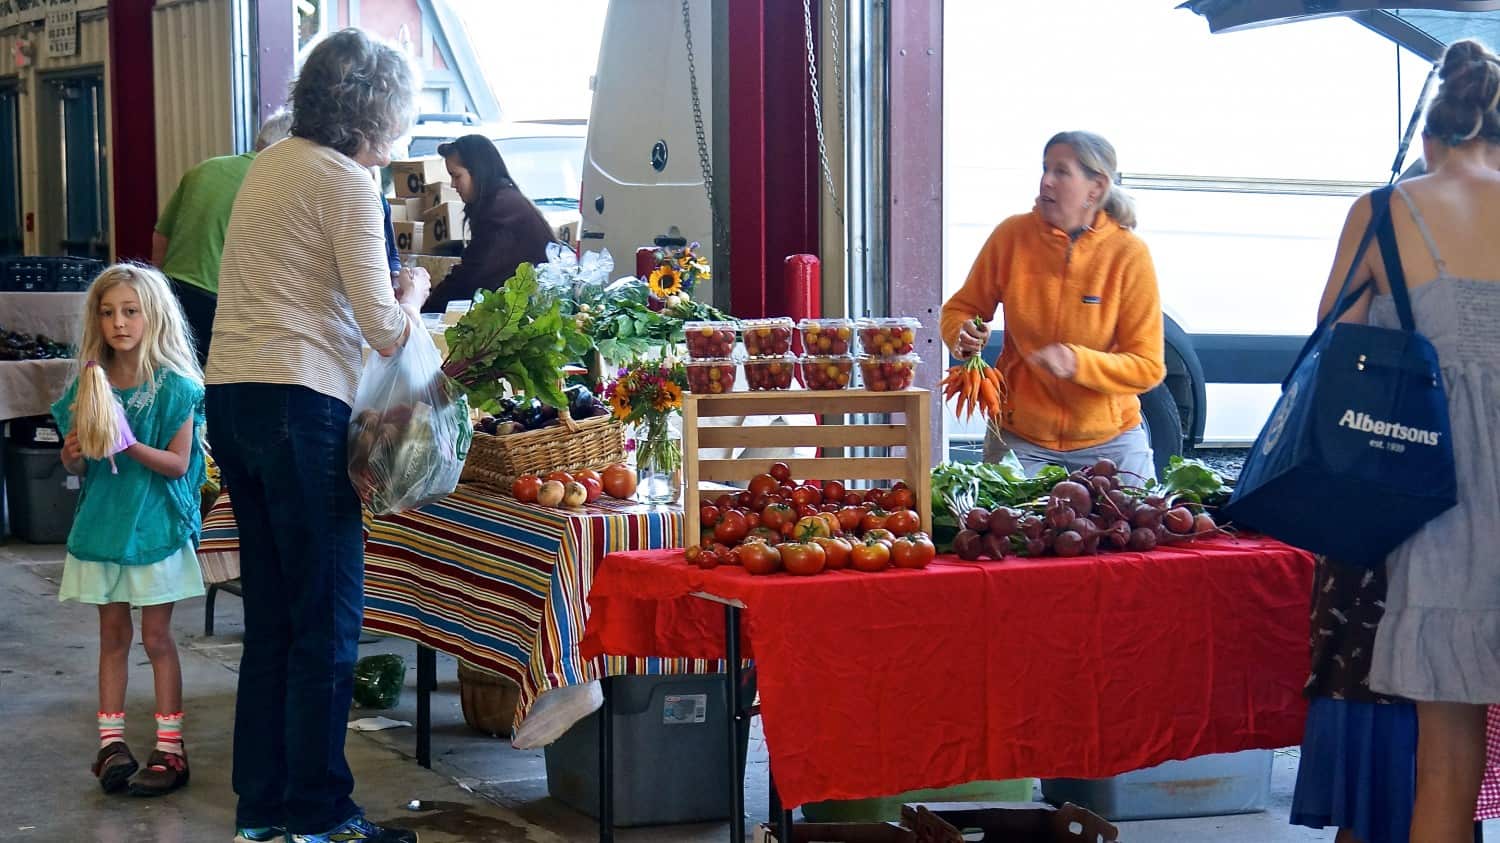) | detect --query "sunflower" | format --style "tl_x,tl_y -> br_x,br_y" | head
658,381 -> 683,410
649,264 -> 683,297
609,390 -> 632,420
